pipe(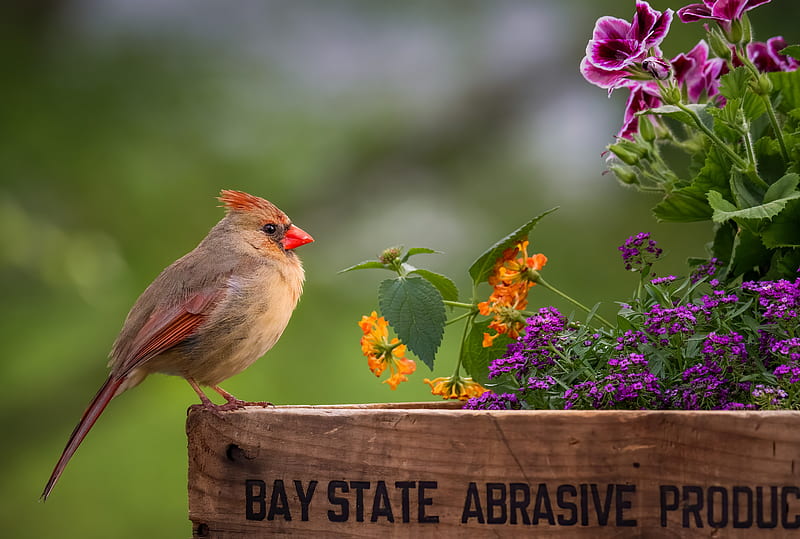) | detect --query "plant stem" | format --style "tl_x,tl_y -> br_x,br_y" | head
674,102 -> 769,190
443,300 -> 475,310
445,310 -> 474,326
534,275 -> 614,329
737,47 -> 790,163
455,312 -> 478,377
